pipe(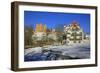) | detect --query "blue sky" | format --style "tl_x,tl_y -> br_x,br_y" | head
24,11 -> 90,34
